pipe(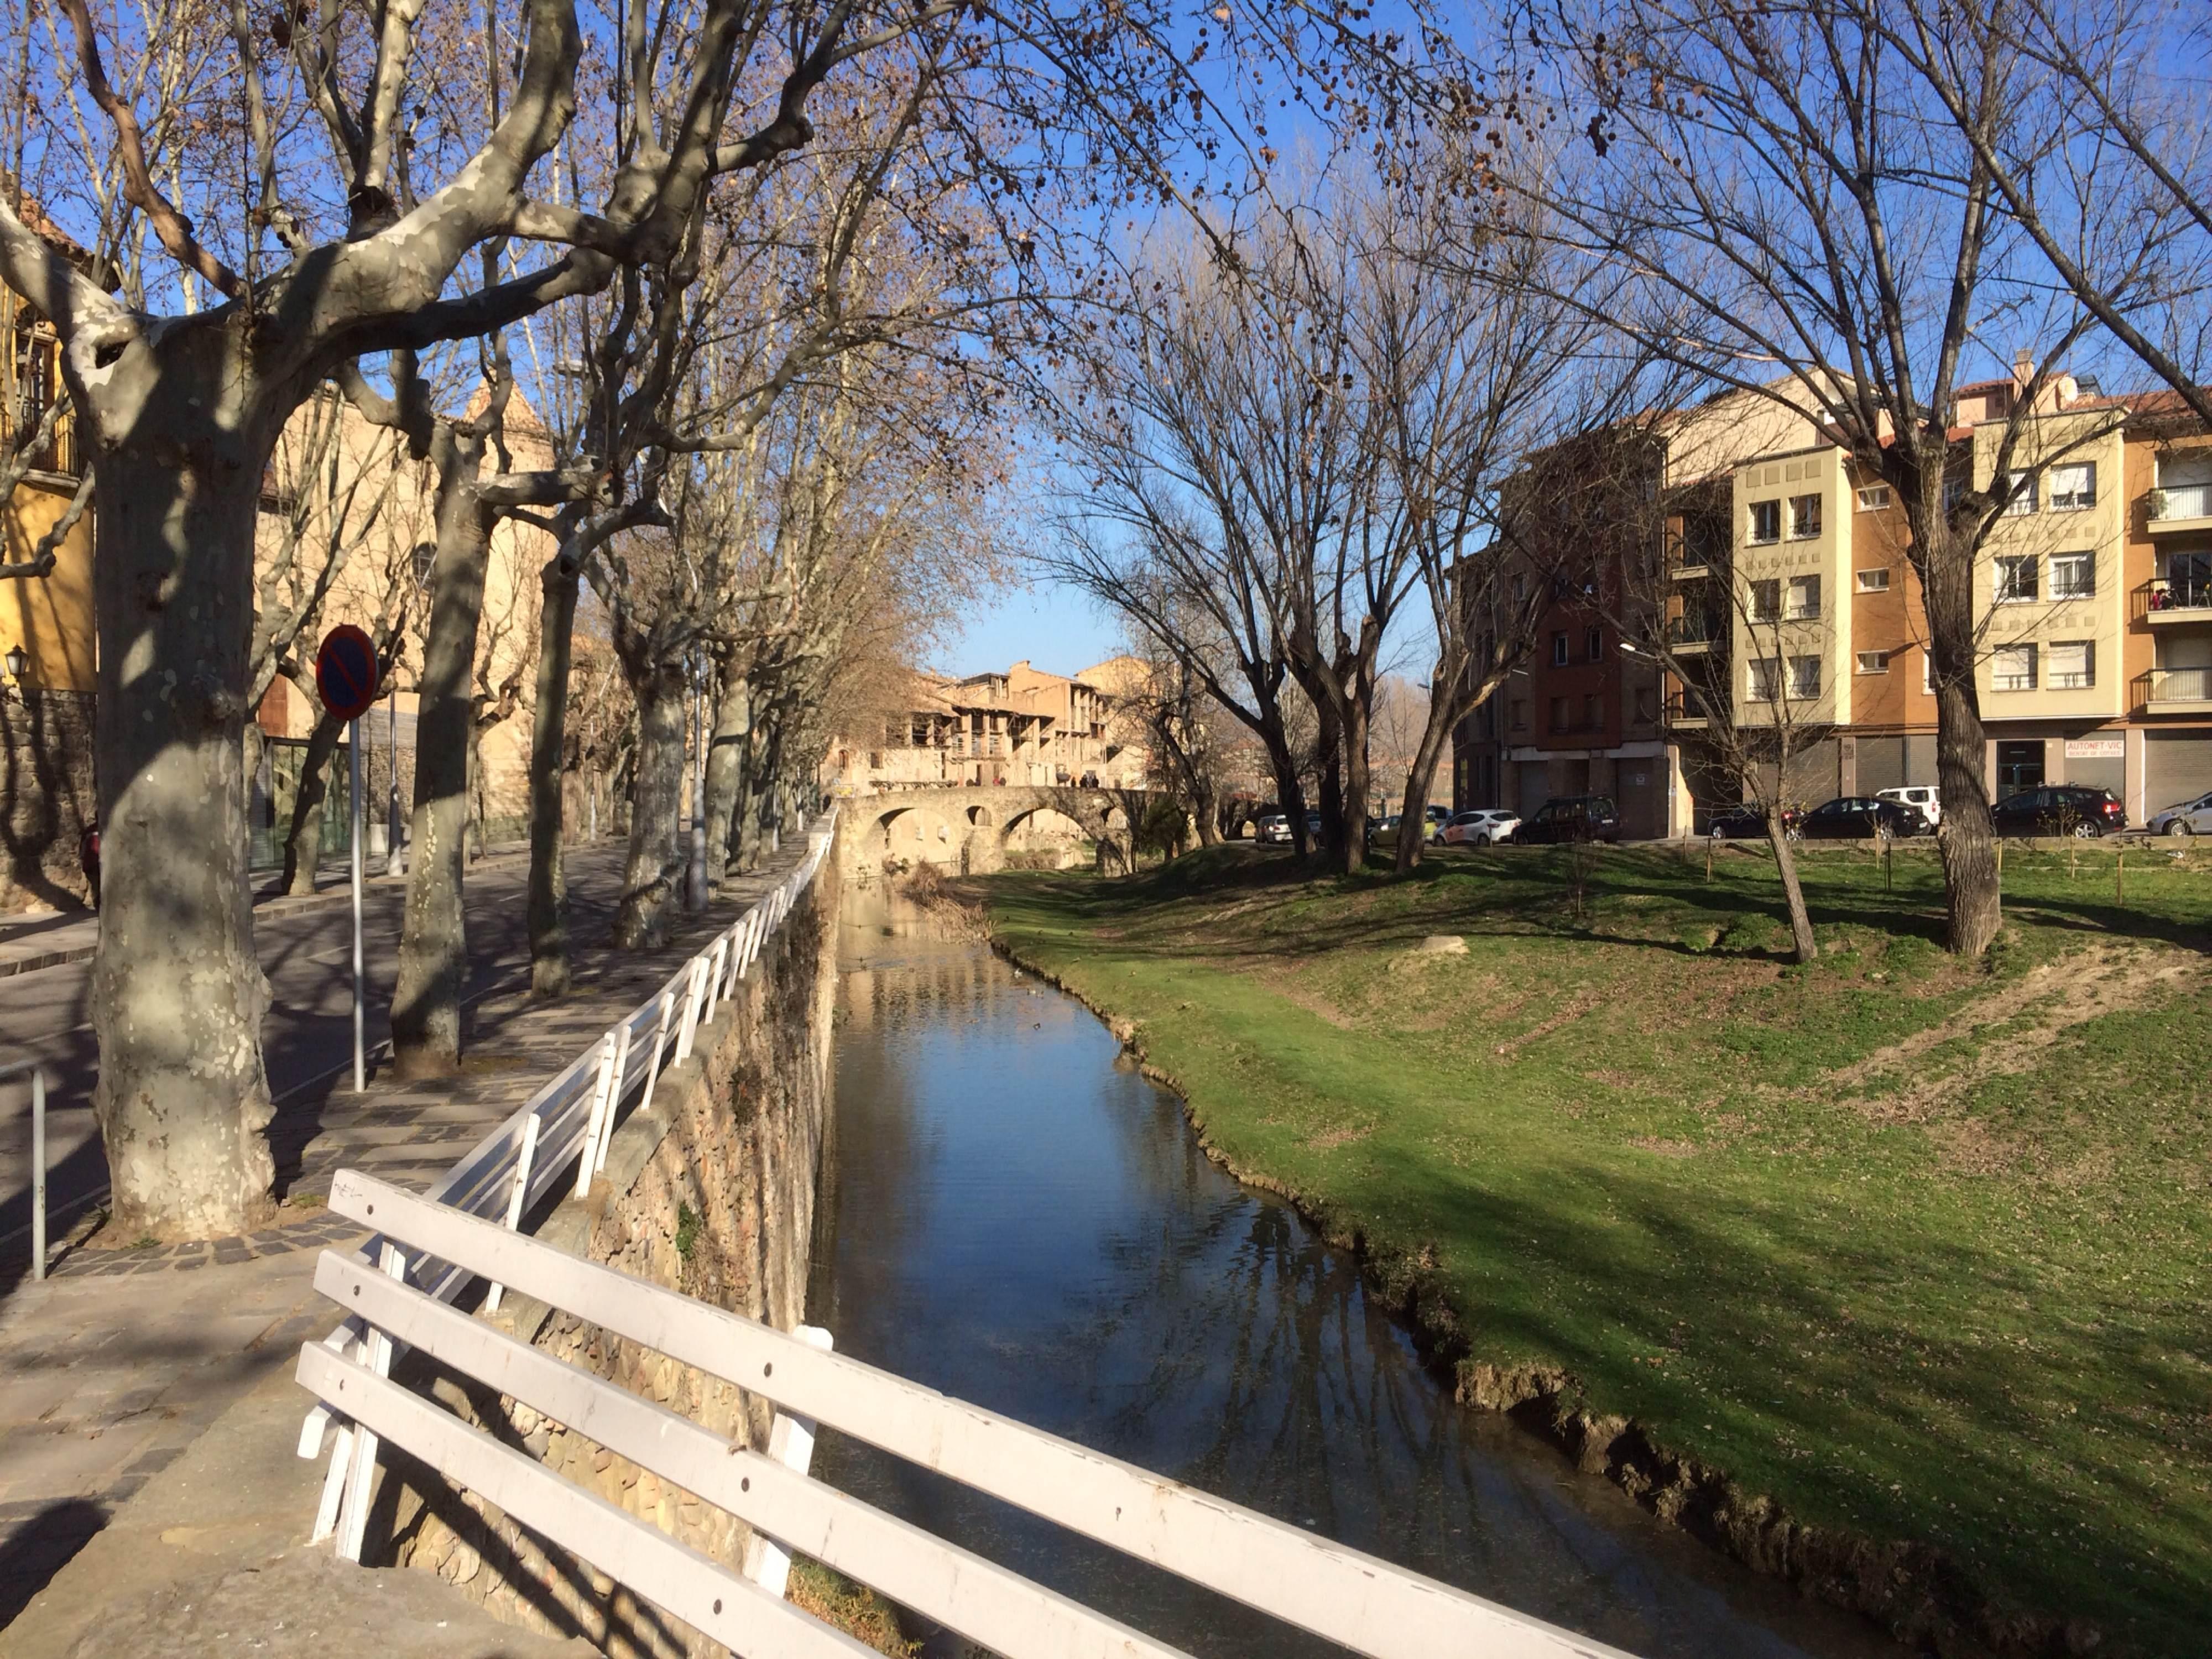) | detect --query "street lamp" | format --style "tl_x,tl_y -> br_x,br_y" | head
3,643 -> 28,702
